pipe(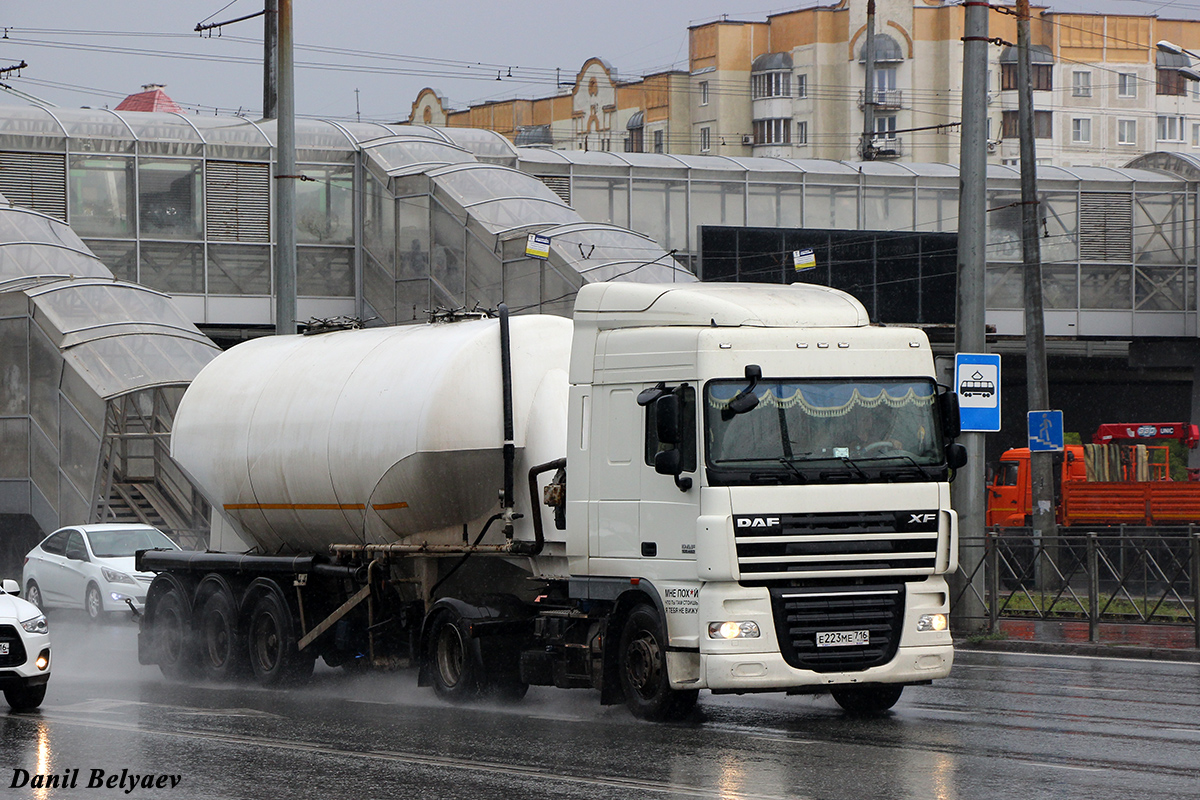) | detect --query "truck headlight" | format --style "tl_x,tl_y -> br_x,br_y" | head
708,621 -> 761,639
21,615 -> 48,635
102,567 -> 136,585
917,613 -> 948,632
